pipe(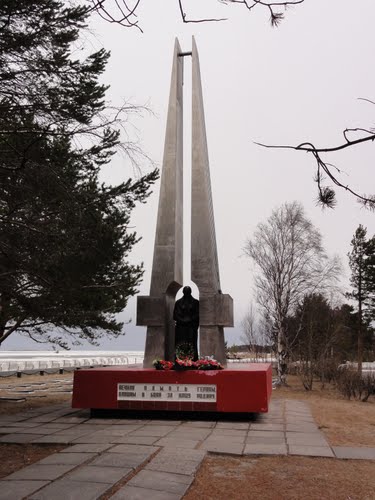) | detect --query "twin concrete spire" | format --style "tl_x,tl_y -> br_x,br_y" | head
137,37 -> 233,367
